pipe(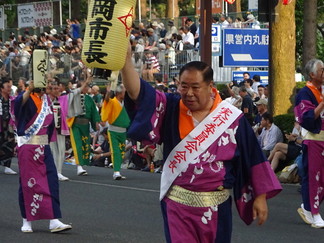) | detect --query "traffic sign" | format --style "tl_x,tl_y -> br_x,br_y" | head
223,28 -> 269,67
